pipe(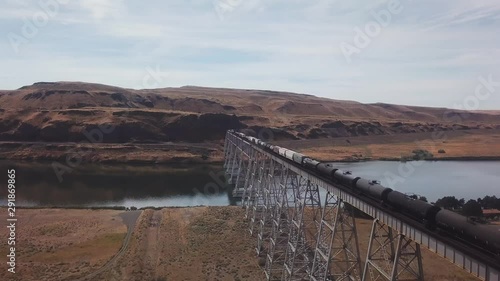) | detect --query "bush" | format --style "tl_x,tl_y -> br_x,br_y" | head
411,149 -> 434,160
438,149 -> 446,153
